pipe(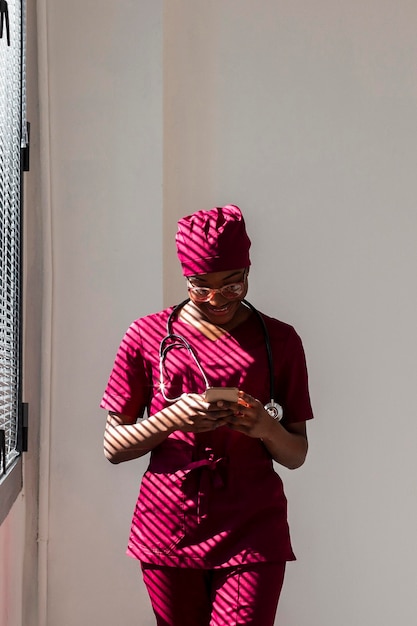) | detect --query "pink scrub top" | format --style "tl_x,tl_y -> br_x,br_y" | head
100,306 -> 314,568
